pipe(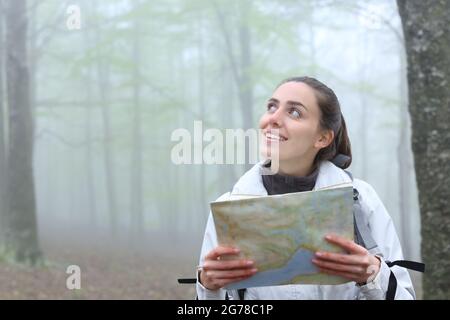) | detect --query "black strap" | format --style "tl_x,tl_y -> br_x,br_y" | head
385,260 -> 425,300
386,260 -> 425,273
238,288 -> 246,300
180,277 -> 246,300
177,278 -> 197,284
225,289 -> 246,300
386,270 -> 397,300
